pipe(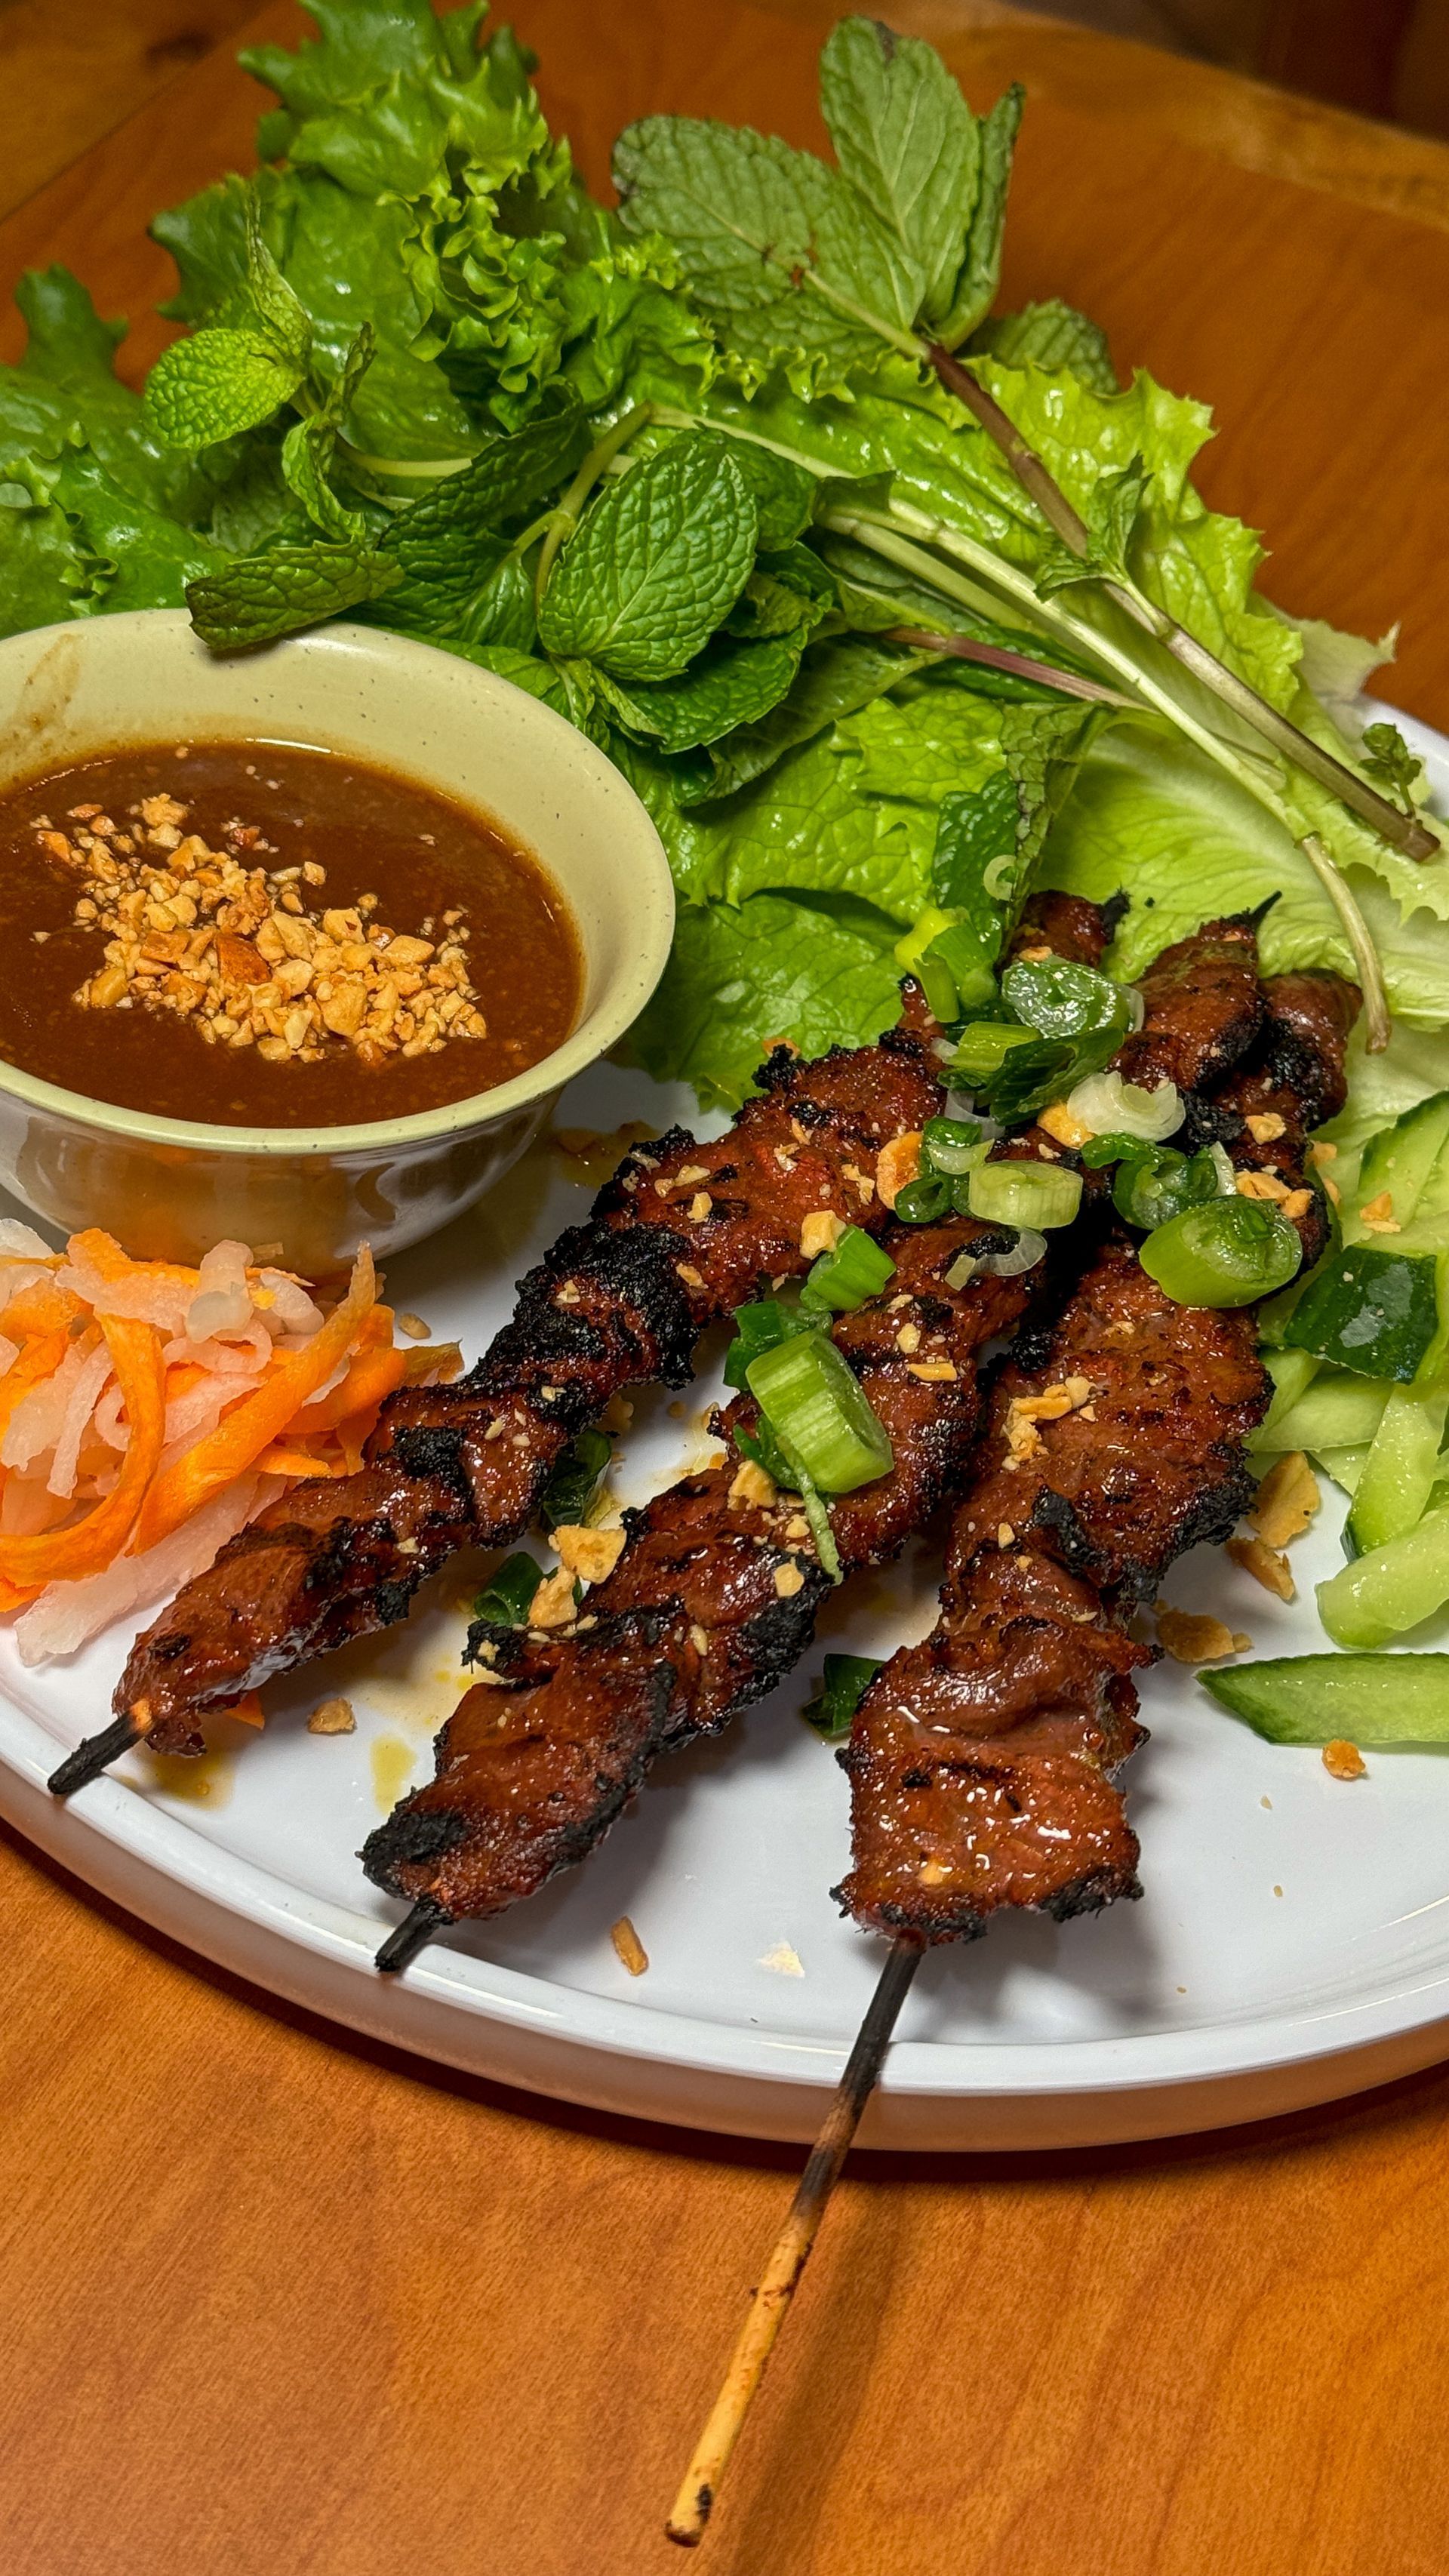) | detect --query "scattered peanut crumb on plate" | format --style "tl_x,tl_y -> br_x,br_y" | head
611,1916 -> 649,1976
1273,1884 -> 1284,1898
307,1696 -> 355,1735
1260,1795 -> 1272,1810
758,1941 -> 804,1977
1153,1602 -> 1244,1663
1322,1739 -> 1367,1780
396,1312 -> 431,1340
